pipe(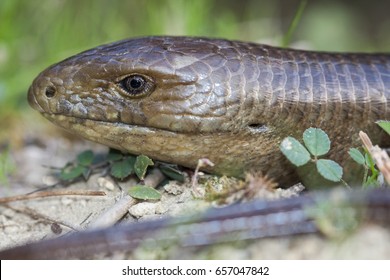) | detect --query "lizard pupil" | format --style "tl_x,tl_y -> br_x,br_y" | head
129,76 -> 143,89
